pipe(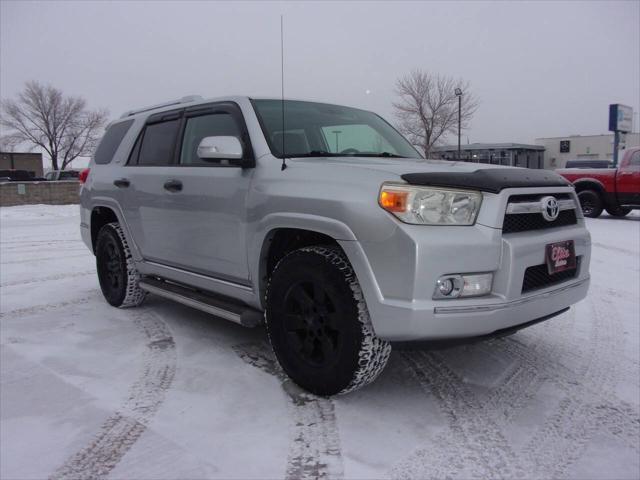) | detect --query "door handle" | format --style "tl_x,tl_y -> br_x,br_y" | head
113,178 -> 130,188
163,179 -> 183,192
